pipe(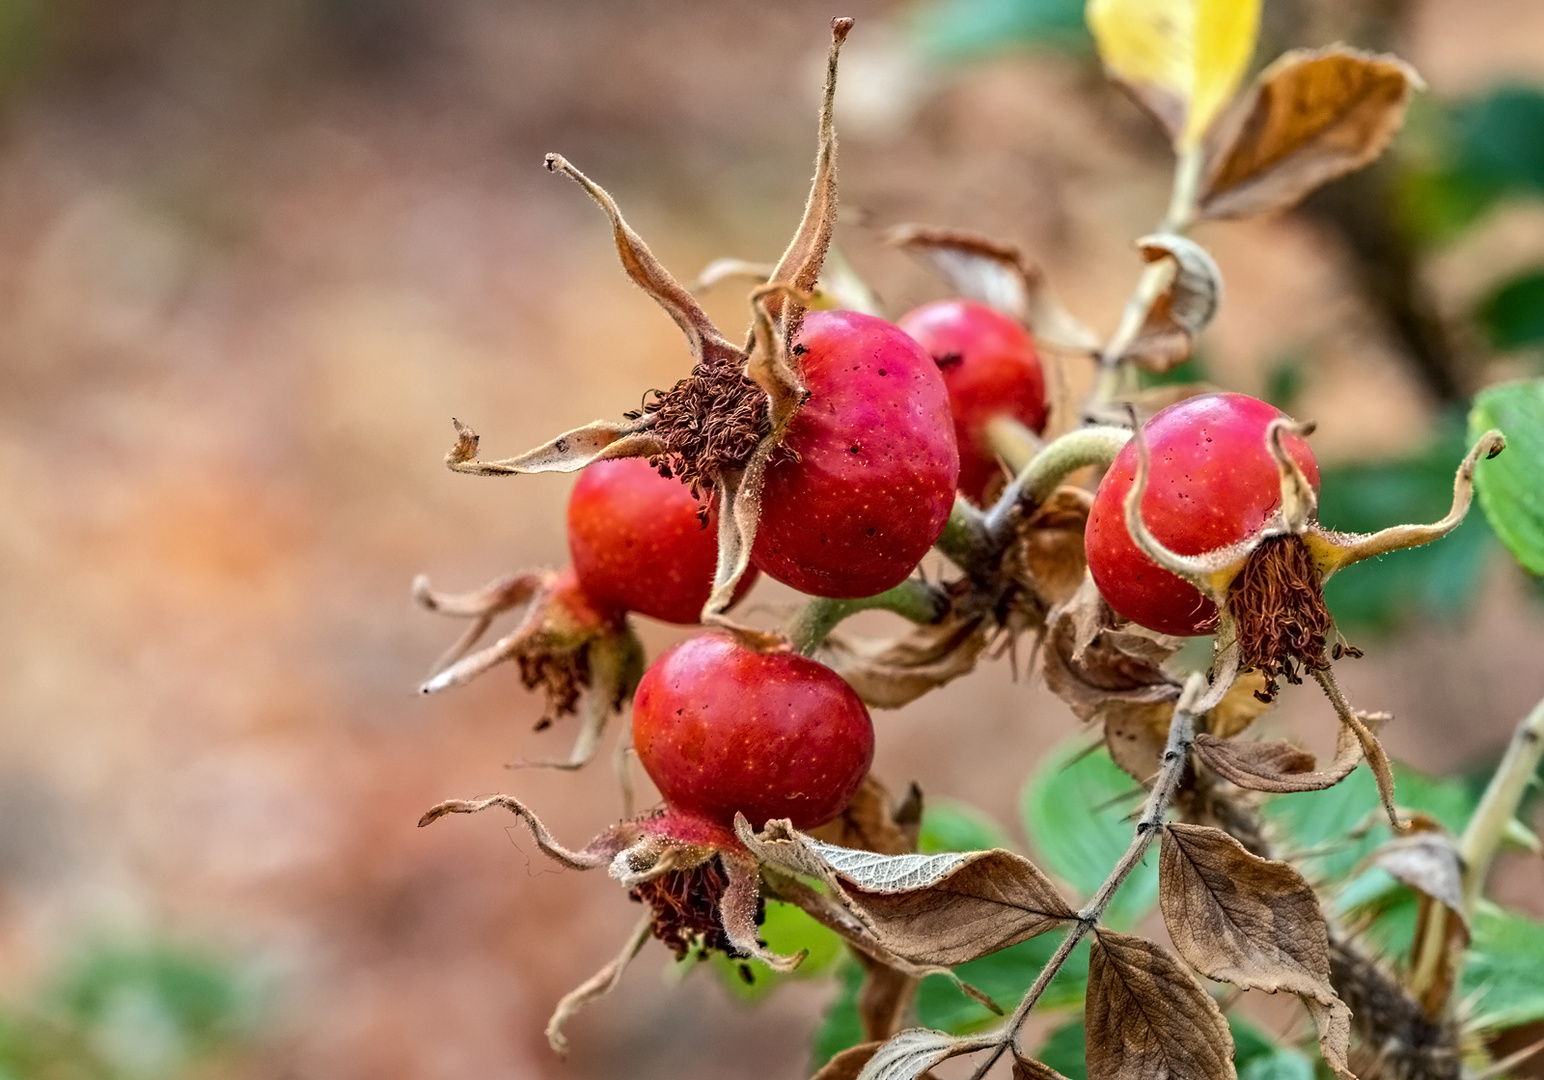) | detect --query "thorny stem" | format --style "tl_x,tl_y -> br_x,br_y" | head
965,673 -> 1205,1079
1411,695 -> 1544,1000
785,579 -> 949,656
